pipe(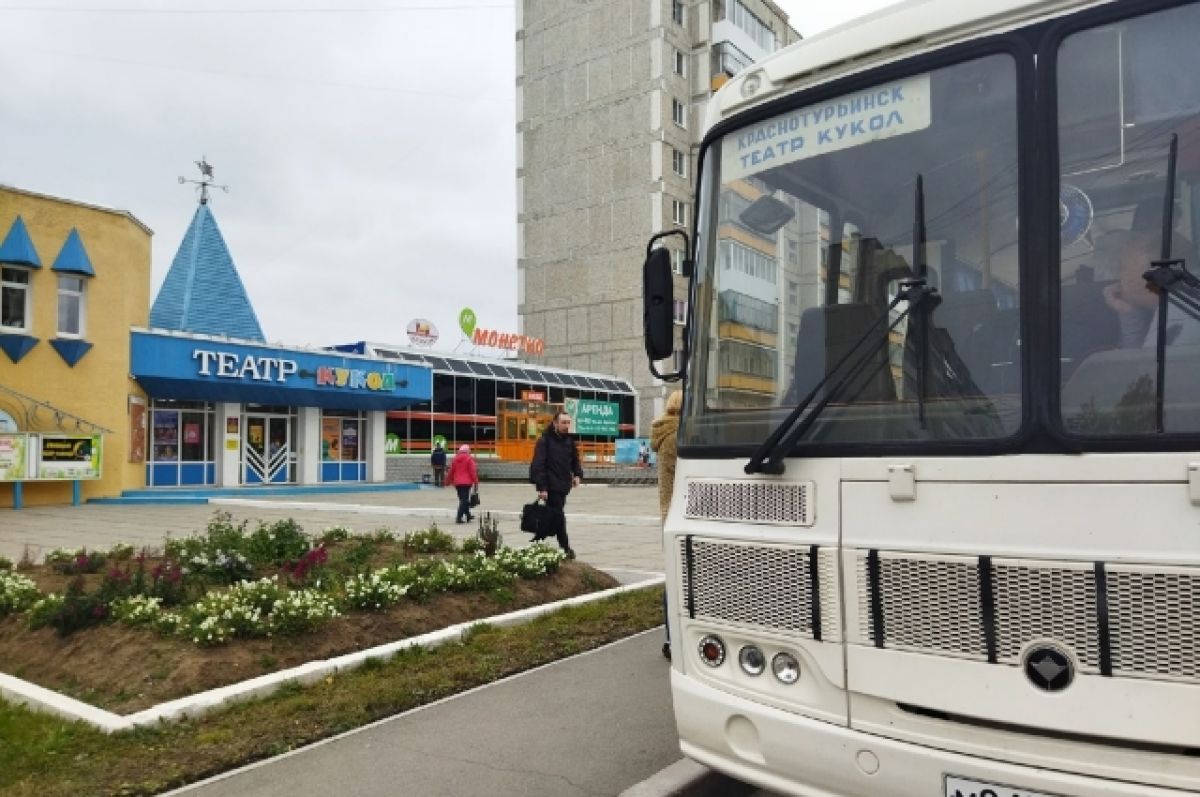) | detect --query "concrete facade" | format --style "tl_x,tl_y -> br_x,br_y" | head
516,0 -> 799,432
